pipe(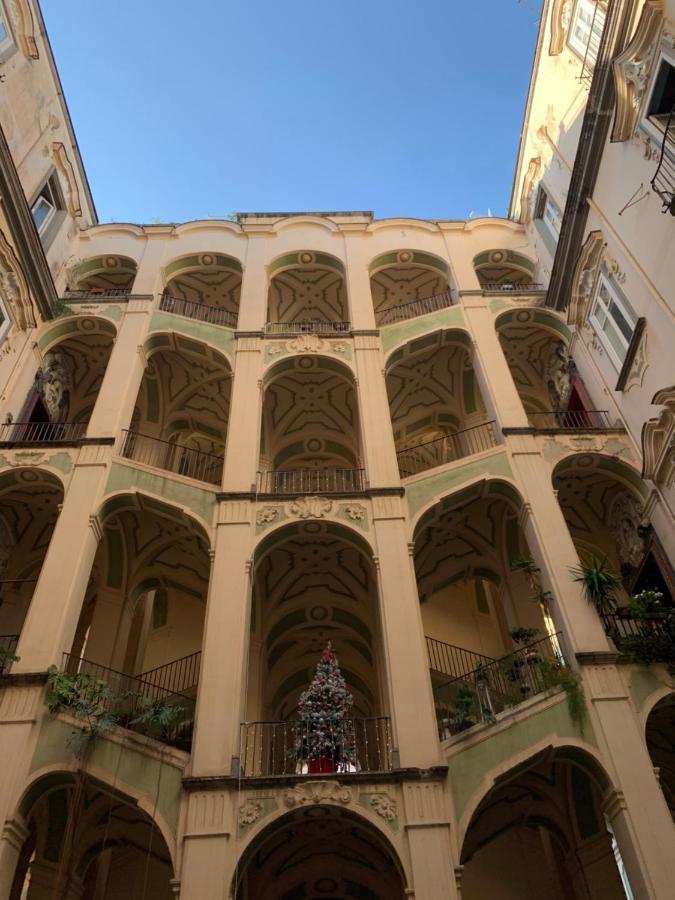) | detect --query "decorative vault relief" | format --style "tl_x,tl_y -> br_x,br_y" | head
288,496 -> 333,519
368,793 -> 398,823
284,780 -> 352,808
608,492 -> 645,568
